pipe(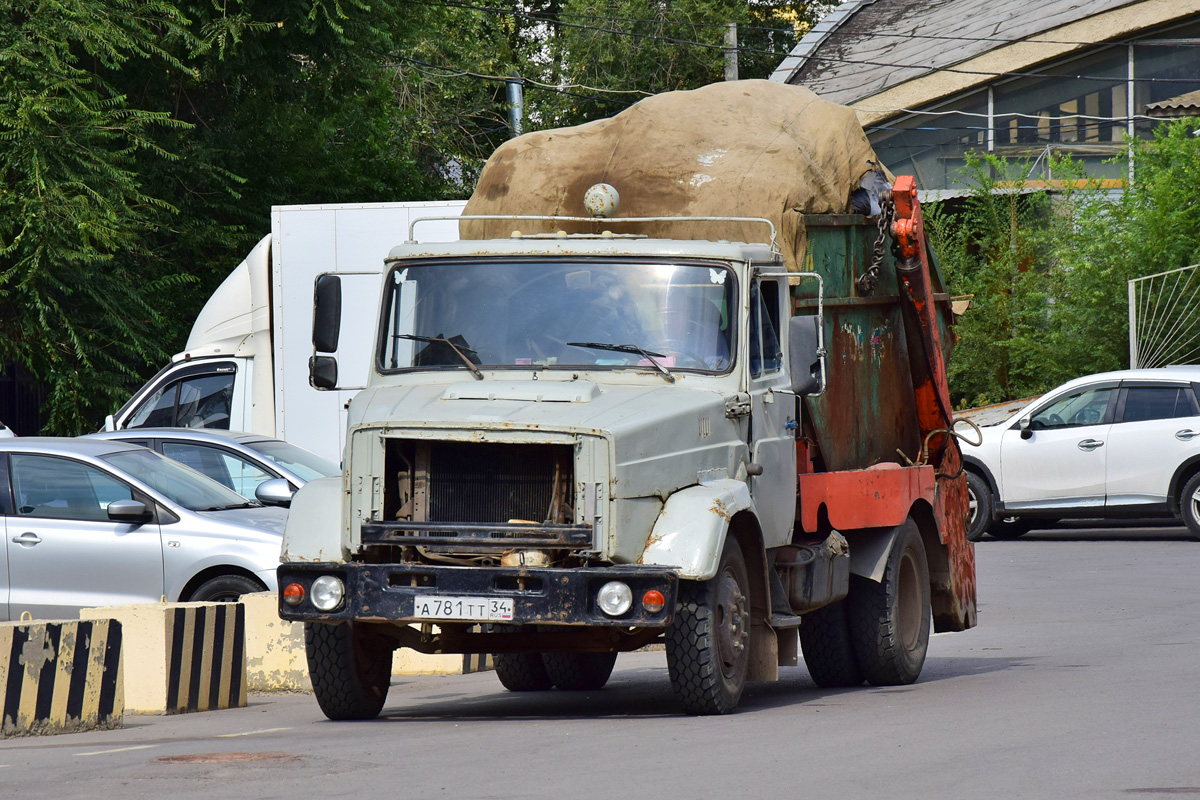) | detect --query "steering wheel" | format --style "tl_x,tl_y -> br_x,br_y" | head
1071,408 -> 1102,426
1043,413 -> 1064,427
